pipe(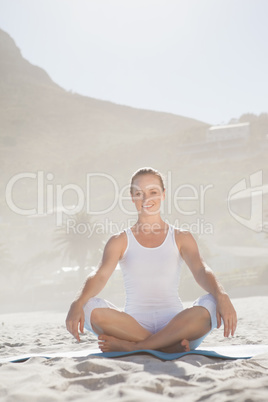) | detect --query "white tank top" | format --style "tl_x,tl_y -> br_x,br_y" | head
119,224 -> 184,314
